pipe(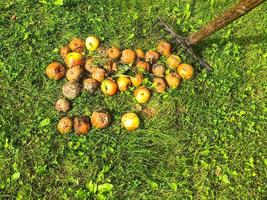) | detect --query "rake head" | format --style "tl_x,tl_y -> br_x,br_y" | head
153,18 -> 212,71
